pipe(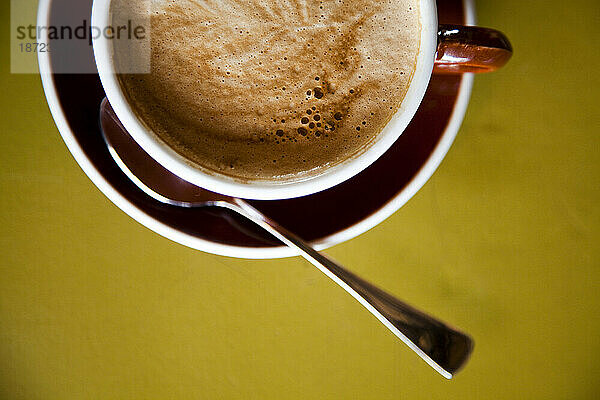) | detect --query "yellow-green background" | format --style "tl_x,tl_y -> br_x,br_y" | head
1,0 -> 598,398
